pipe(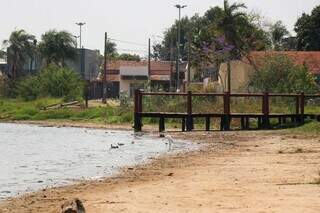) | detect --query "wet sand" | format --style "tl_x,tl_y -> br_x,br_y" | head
1,130 -> 320,212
